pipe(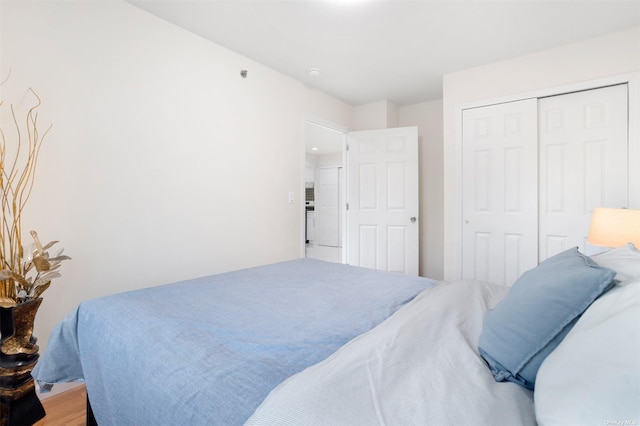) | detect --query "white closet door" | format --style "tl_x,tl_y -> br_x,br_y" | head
538,84 -> 628,259
462,99 -> 539,286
